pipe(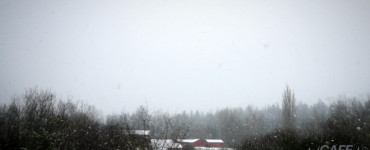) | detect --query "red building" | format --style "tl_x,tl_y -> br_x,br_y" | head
204,139 -> 224,147
176,139 -> 203,147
